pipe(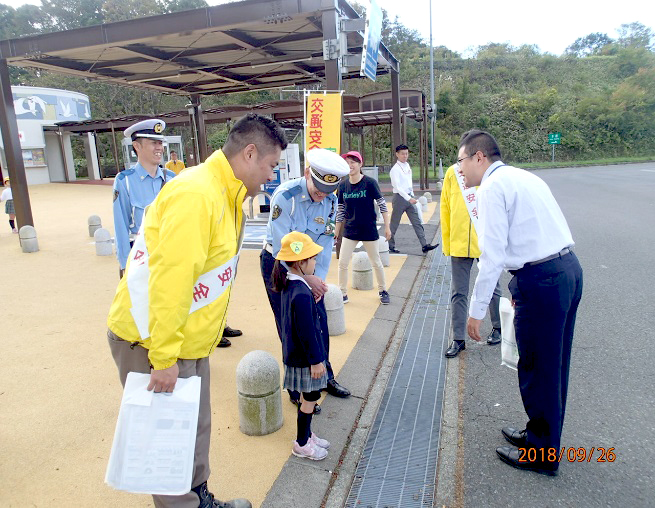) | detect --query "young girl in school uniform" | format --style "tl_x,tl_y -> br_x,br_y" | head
1,177 -> 17,233
272,231 -> 331,460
